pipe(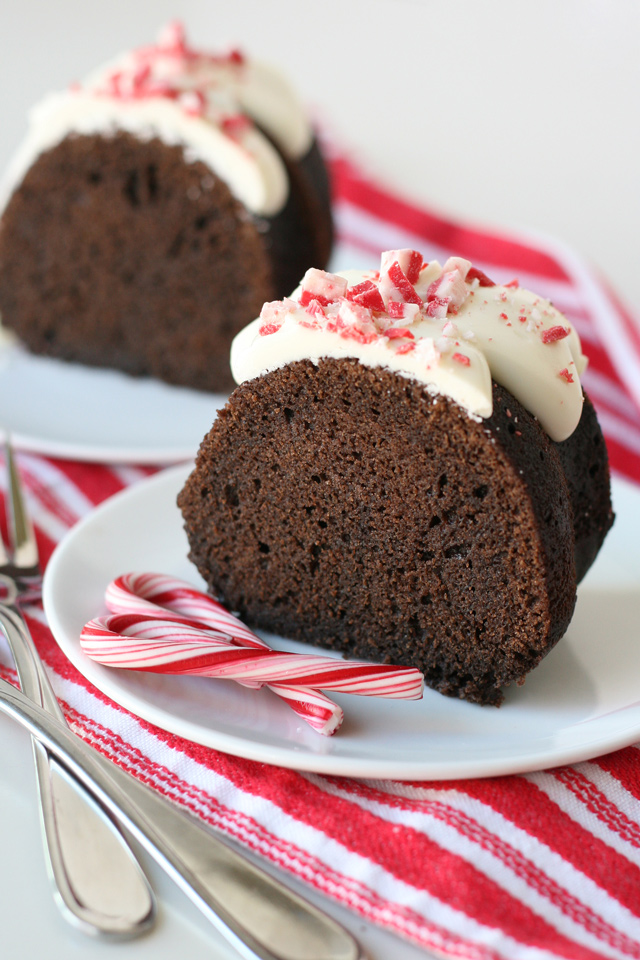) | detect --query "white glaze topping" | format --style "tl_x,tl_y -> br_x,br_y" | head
231,251 -> 587,442
0,22 -> 313,217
